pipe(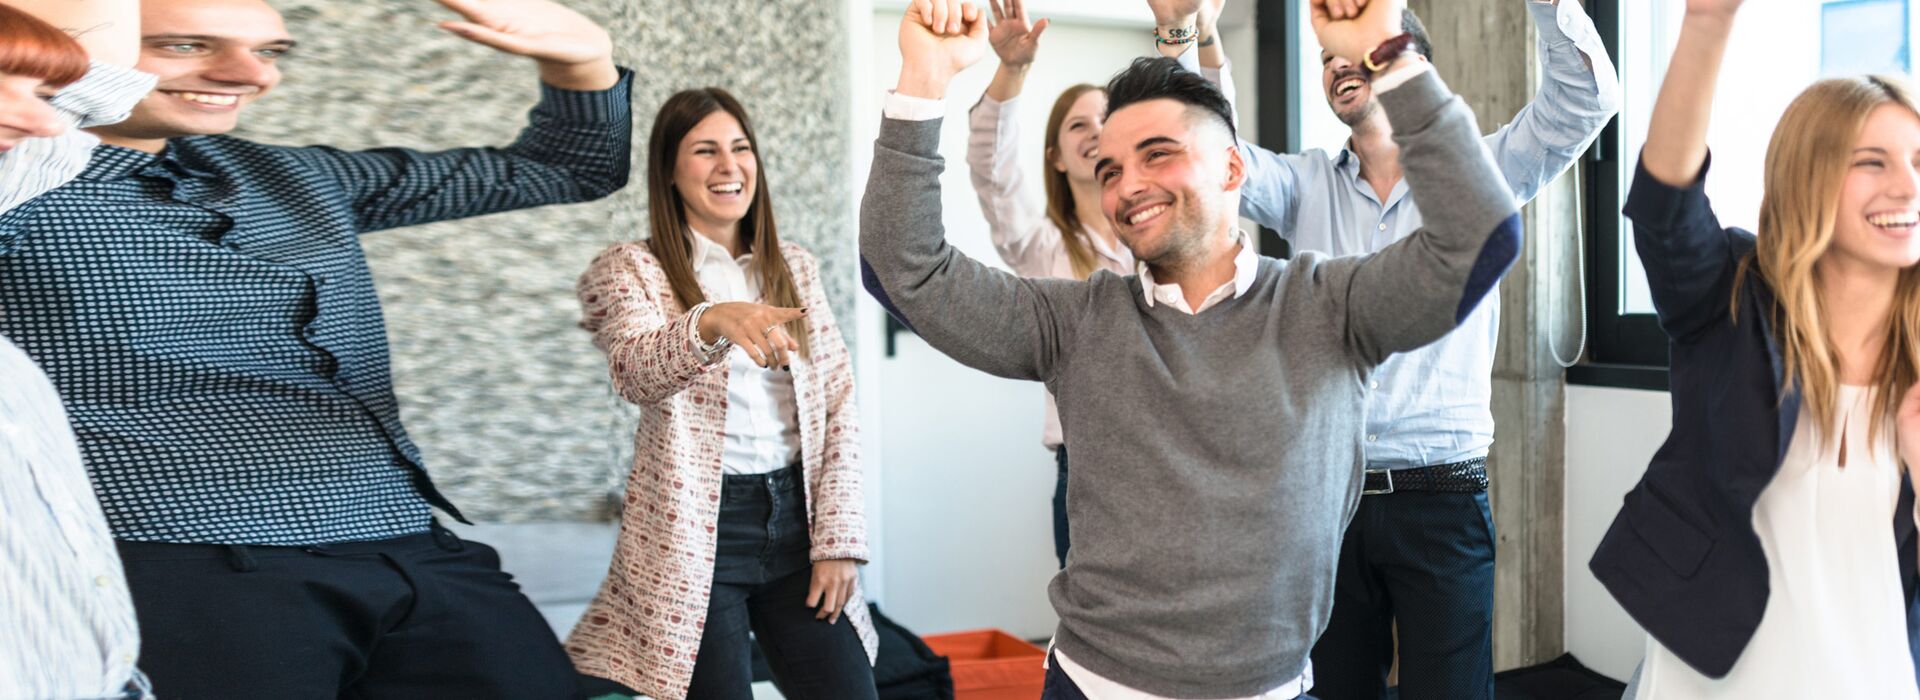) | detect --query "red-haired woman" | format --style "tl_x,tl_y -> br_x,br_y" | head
0,0 -> 152,215
0,3 -> 157,699
566,87 -> 876,700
